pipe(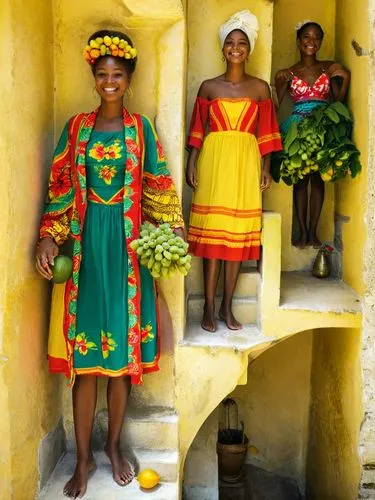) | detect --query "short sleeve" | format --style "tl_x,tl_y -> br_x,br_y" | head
187,97 -> 209,149
257,99 -> 283,156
